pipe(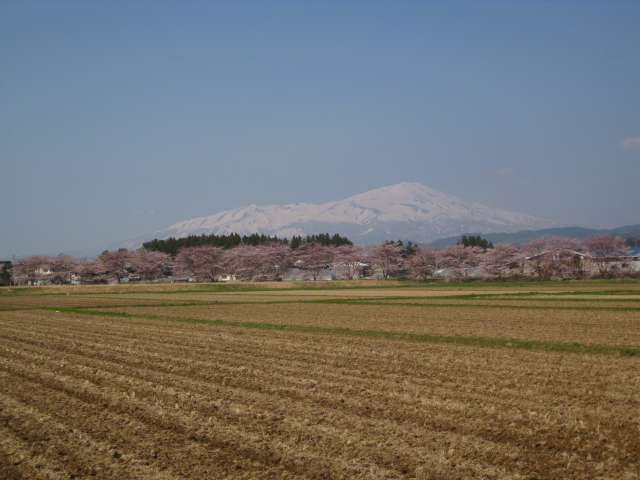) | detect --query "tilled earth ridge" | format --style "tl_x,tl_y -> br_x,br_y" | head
92,302 -> 640,348
1,310 -> 639,479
